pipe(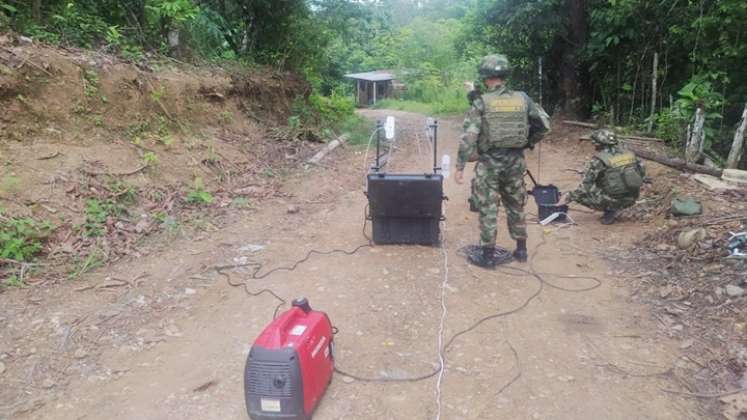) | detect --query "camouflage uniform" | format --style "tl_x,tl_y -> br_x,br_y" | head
457,87 -> 549,248
567,130 -> 645,222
